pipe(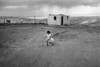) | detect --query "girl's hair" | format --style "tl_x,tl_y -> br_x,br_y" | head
47,30 -> 51,34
